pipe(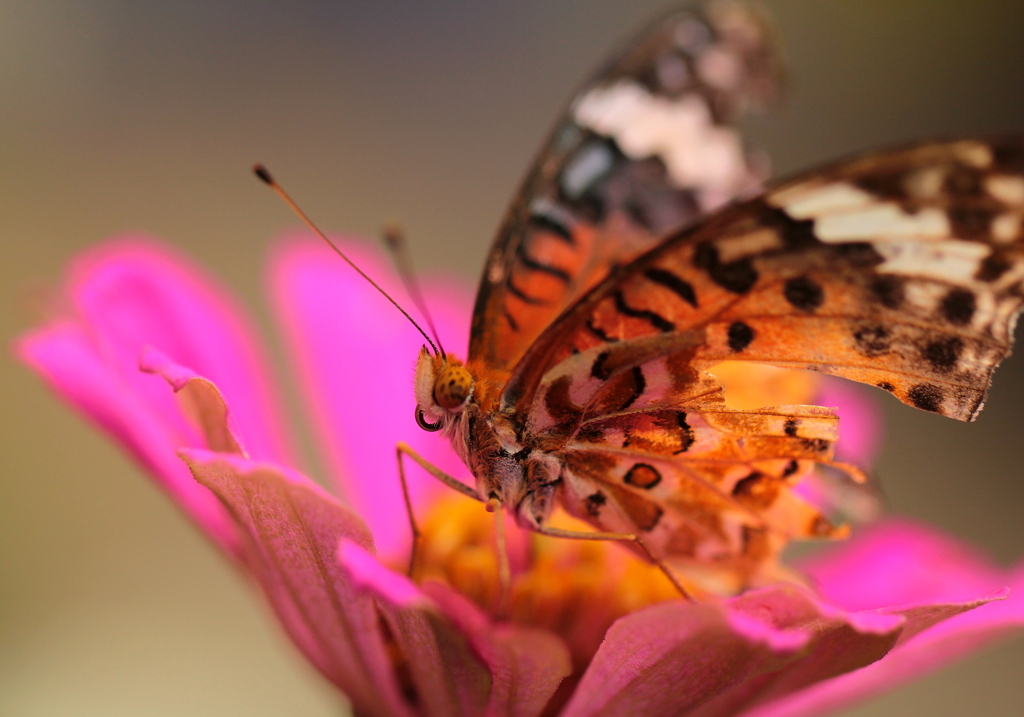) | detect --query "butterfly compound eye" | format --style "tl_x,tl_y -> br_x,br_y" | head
415,408 -> 443,432
434,364 -> 473,411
